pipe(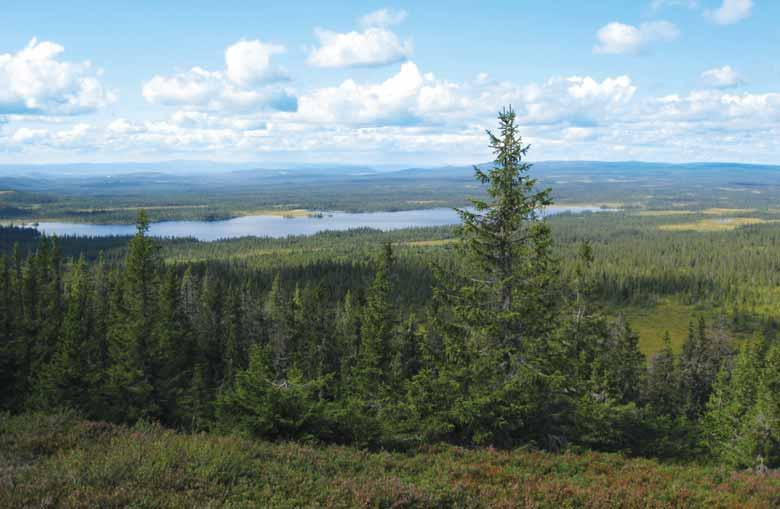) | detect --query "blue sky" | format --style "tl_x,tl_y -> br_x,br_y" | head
1,0 -> 778,165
